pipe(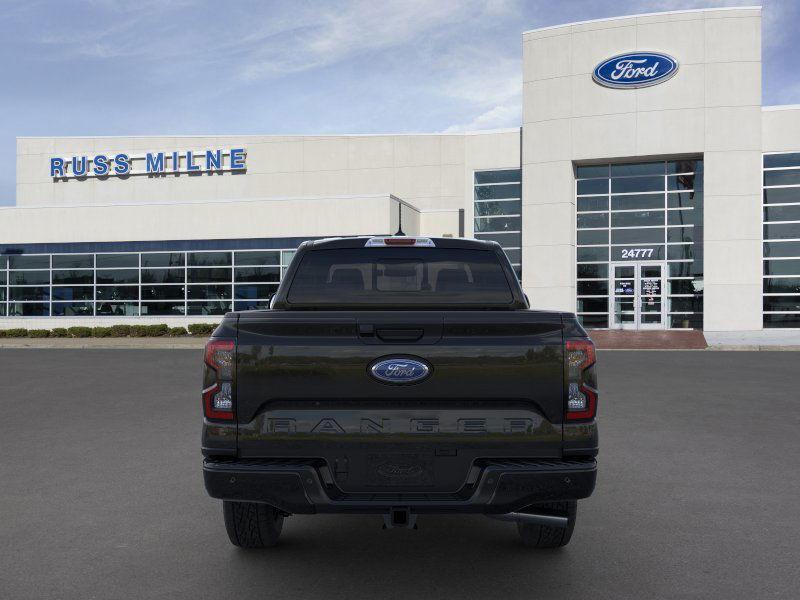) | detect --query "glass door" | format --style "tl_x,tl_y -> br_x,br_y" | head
610,262 -> 666,330
637,263 -> 665,330
611,264 -> 636,329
